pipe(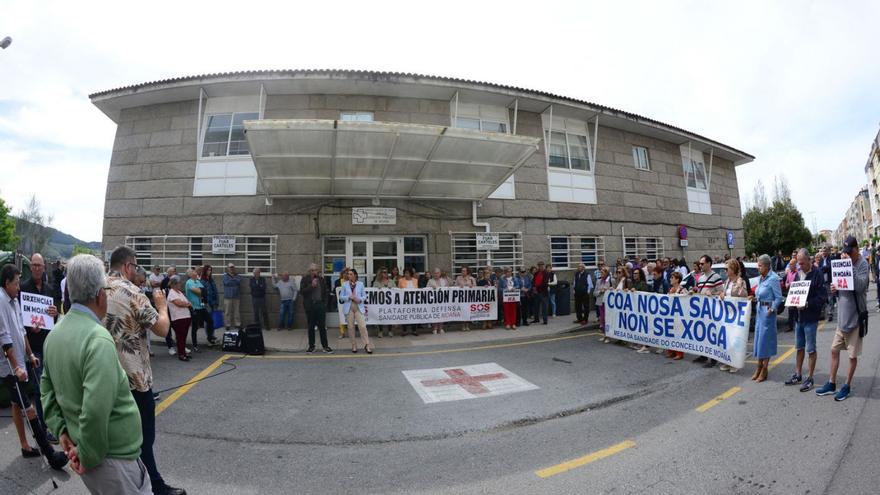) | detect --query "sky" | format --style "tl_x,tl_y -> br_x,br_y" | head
1,0 -> 878,242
